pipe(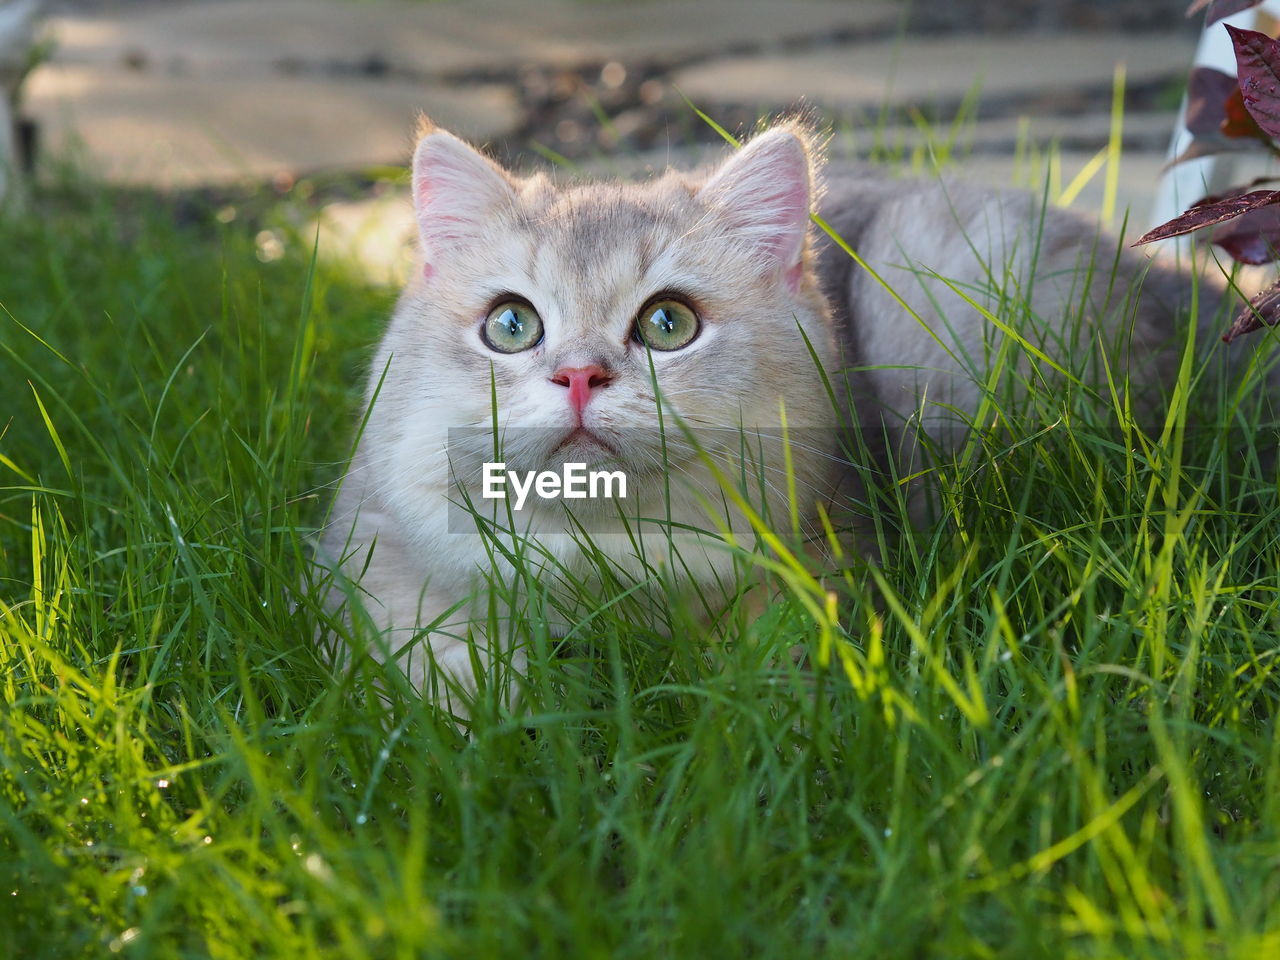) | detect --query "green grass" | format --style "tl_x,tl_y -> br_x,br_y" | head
2,159 -> 1280,960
